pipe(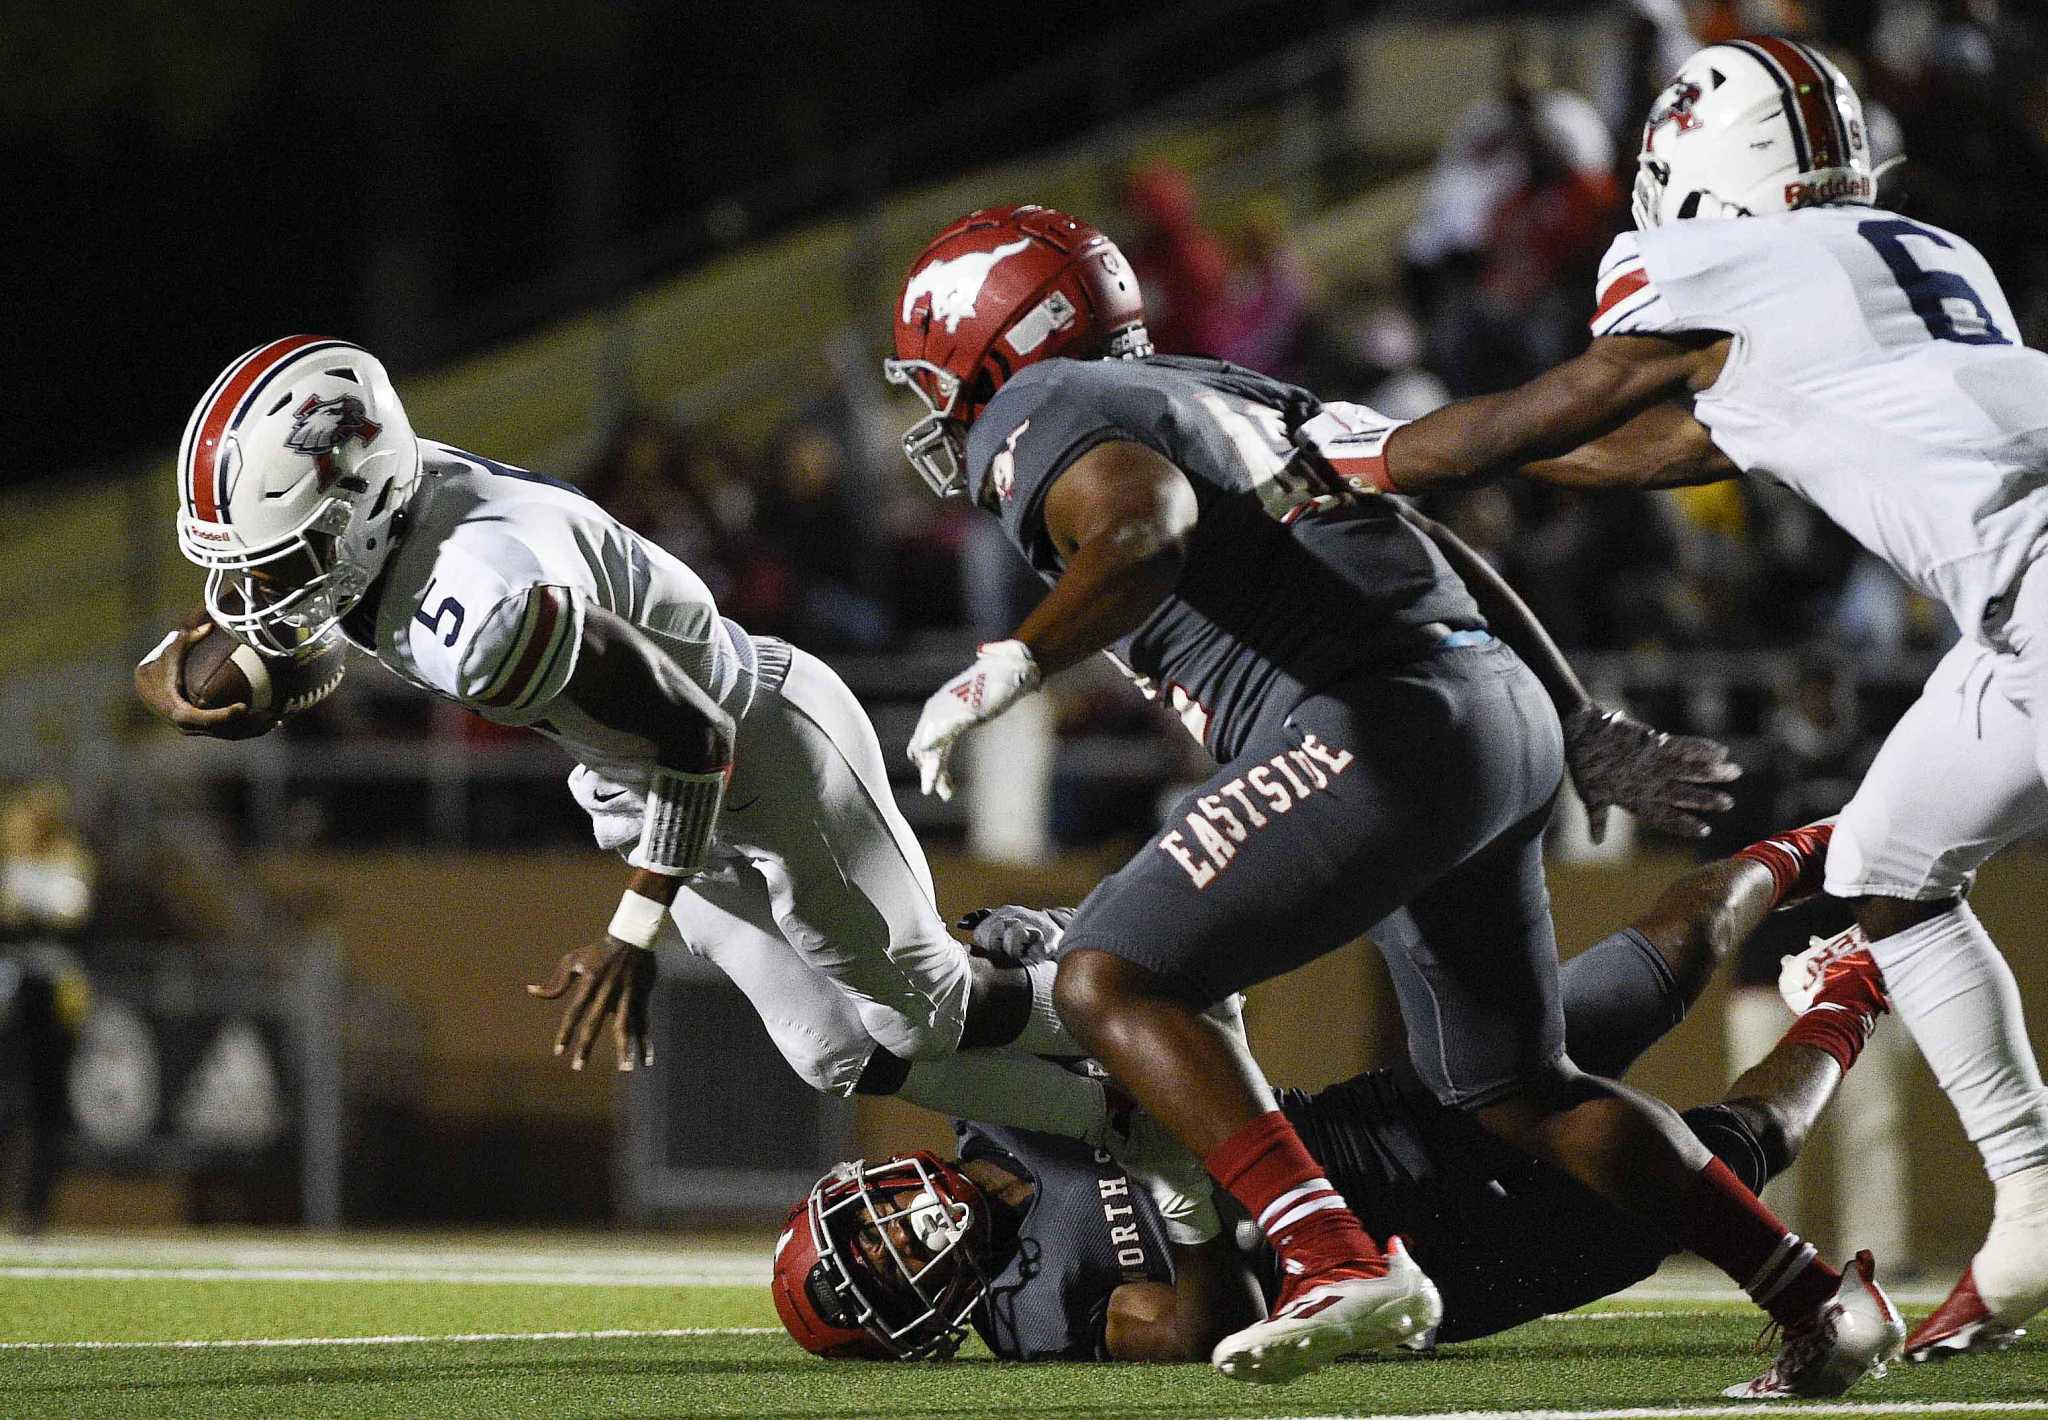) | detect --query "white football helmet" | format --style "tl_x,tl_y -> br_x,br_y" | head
176,337 -> 422,656
1633,36 -> 1873,230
